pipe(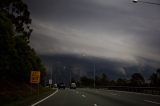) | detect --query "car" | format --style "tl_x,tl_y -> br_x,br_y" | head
70,83 -> 76,89
54,83 -> 58,88
58,83 -> 66,89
